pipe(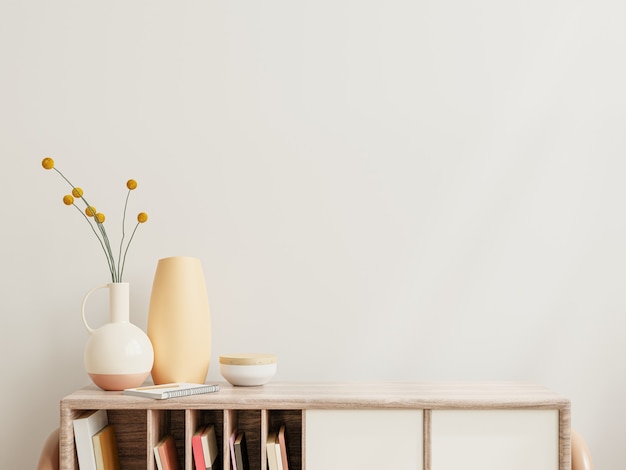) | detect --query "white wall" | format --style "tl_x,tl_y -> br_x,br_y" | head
1,1 -> 624,467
